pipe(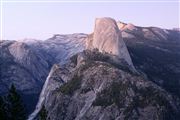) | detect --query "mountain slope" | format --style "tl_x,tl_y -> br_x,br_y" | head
0,40 -> 50,112
23,33 -> 87,64
0,33 -> 87,113
118,22 -> 180,98
35,50 -> 180,120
